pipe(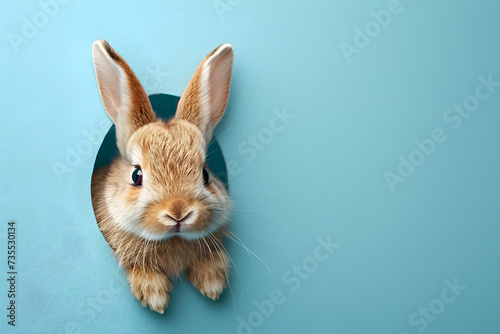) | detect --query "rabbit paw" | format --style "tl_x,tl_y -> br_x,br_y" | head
128,268 -> 172,314
198,277 -> 225,301
187,259 -> 228,301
